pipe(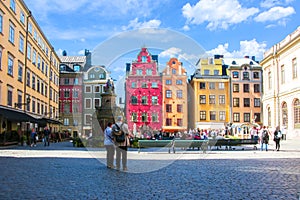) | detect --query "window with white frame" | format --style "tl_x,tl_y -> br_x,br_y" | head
7,86 -> 13,106
200,111 -> 206,120
199,95 -> 206,104
166,90 -> 172,98
19,34 -> 24,53
85,85 -> 91,93
254,98 -> 260,107
10,0 -> 16,12
8,55 -> 14,76
176,90 -> 183,98
20,11 -> 25,24
152,113 -> 158,122
292,58 -> 297,79
9,22 -> 15,44
218,82 -> 225,89
85,98 -> 92,109
219,95 -> 225,104
0,11 -> 3,33
18,62 -> 23,82
219,111 -> 226,121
